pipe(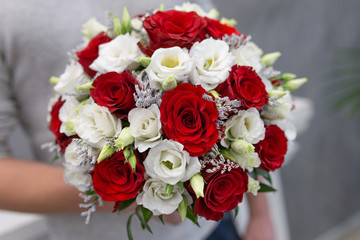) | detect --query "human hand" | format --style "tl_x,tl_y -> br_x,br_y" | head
244,215 -> 275,240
